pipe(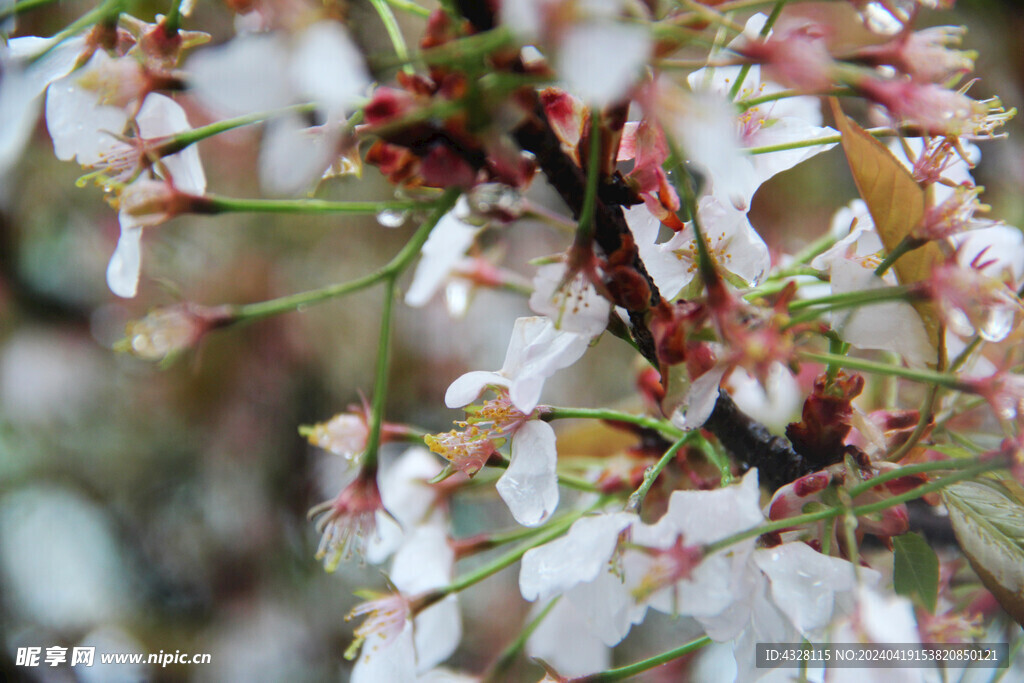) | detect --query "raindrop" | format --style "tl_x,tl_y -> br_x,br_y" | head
376,209 -> 408,229
980,307 -> 1014,342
